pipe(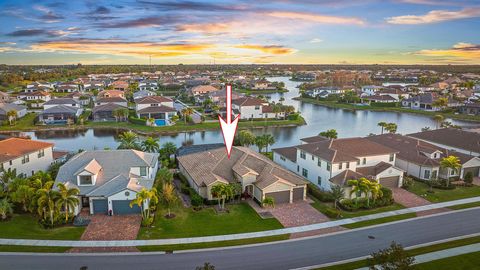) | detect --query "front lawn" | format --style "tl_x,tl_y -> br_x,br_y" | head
138,202 -> 284,239
406,181 -> 480,203
310,197 -> 405,219
0,214 -> 85,240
